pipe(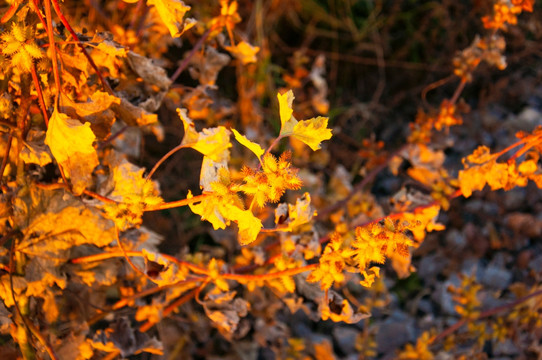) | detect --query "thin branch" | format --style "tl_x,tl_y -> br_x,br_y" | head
43,0 -> 61,109
0,2 -> 18,23
170,29 -> 211,83
221,263 -> 317,281
449,78 -> 467,105
113,278 -> 202,310
421,75 -> 454,108
70,250 -> 209,275
29,0 -> 48,30
115,226 -> 151,280
143,193 -> 211,212
34,182 -> 117,204
30,62 -> 50,127
98,125 -> 128,150
139,287 -> 199,332
146,143 -> 189,180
